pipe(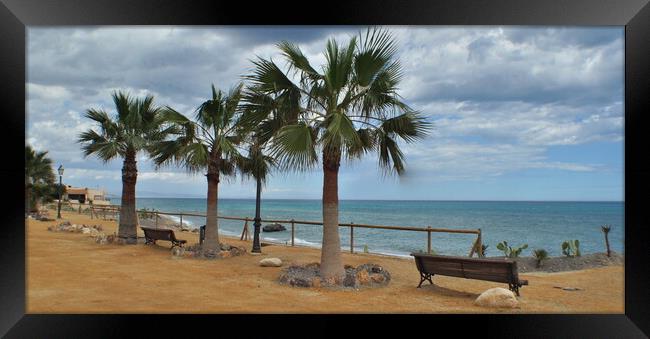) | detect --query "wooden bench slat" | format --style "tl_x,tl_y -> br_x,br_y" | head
411,252 -> 527,296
